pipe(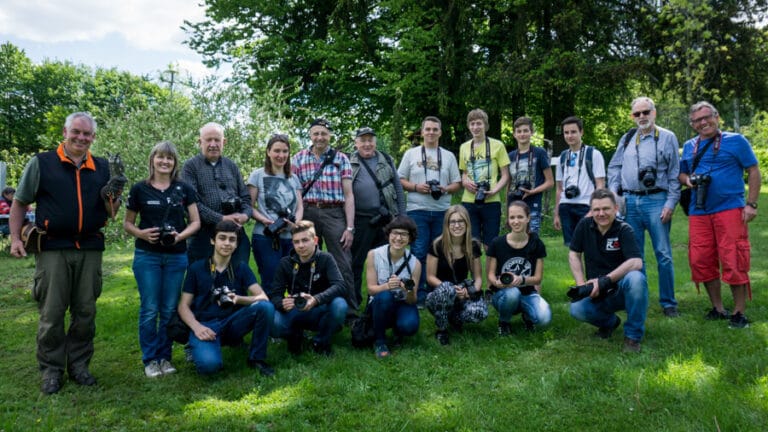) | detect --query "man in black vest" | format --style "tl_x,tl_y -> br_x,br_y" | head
9,112 -> 124,394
